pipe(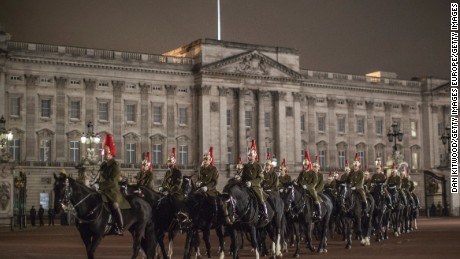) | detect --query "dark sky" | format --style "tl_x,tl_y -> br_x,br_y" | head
0,0 -> 451,80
